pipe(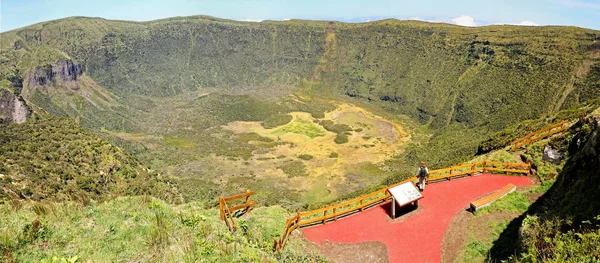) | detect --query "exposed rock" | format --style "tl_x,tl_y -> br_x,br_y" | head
543,146 -> 564,164
0,89 -> 31,124
28,60 -> 83,86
